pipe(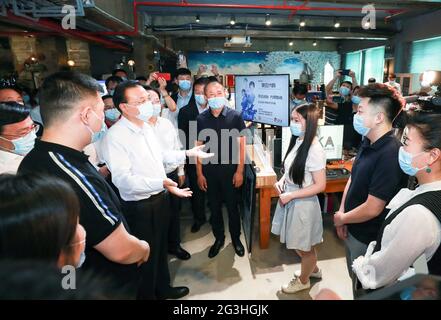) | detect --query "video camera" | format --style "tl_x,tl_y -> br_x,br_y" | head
404,70 -> 441,112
